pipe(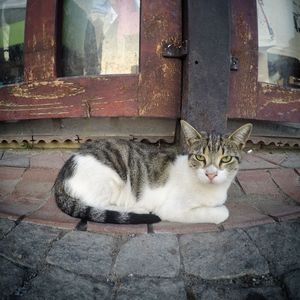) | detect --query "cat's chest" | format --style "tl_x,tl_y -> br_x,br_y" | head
171,180 -> 228,206
139,179 -> 227,212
